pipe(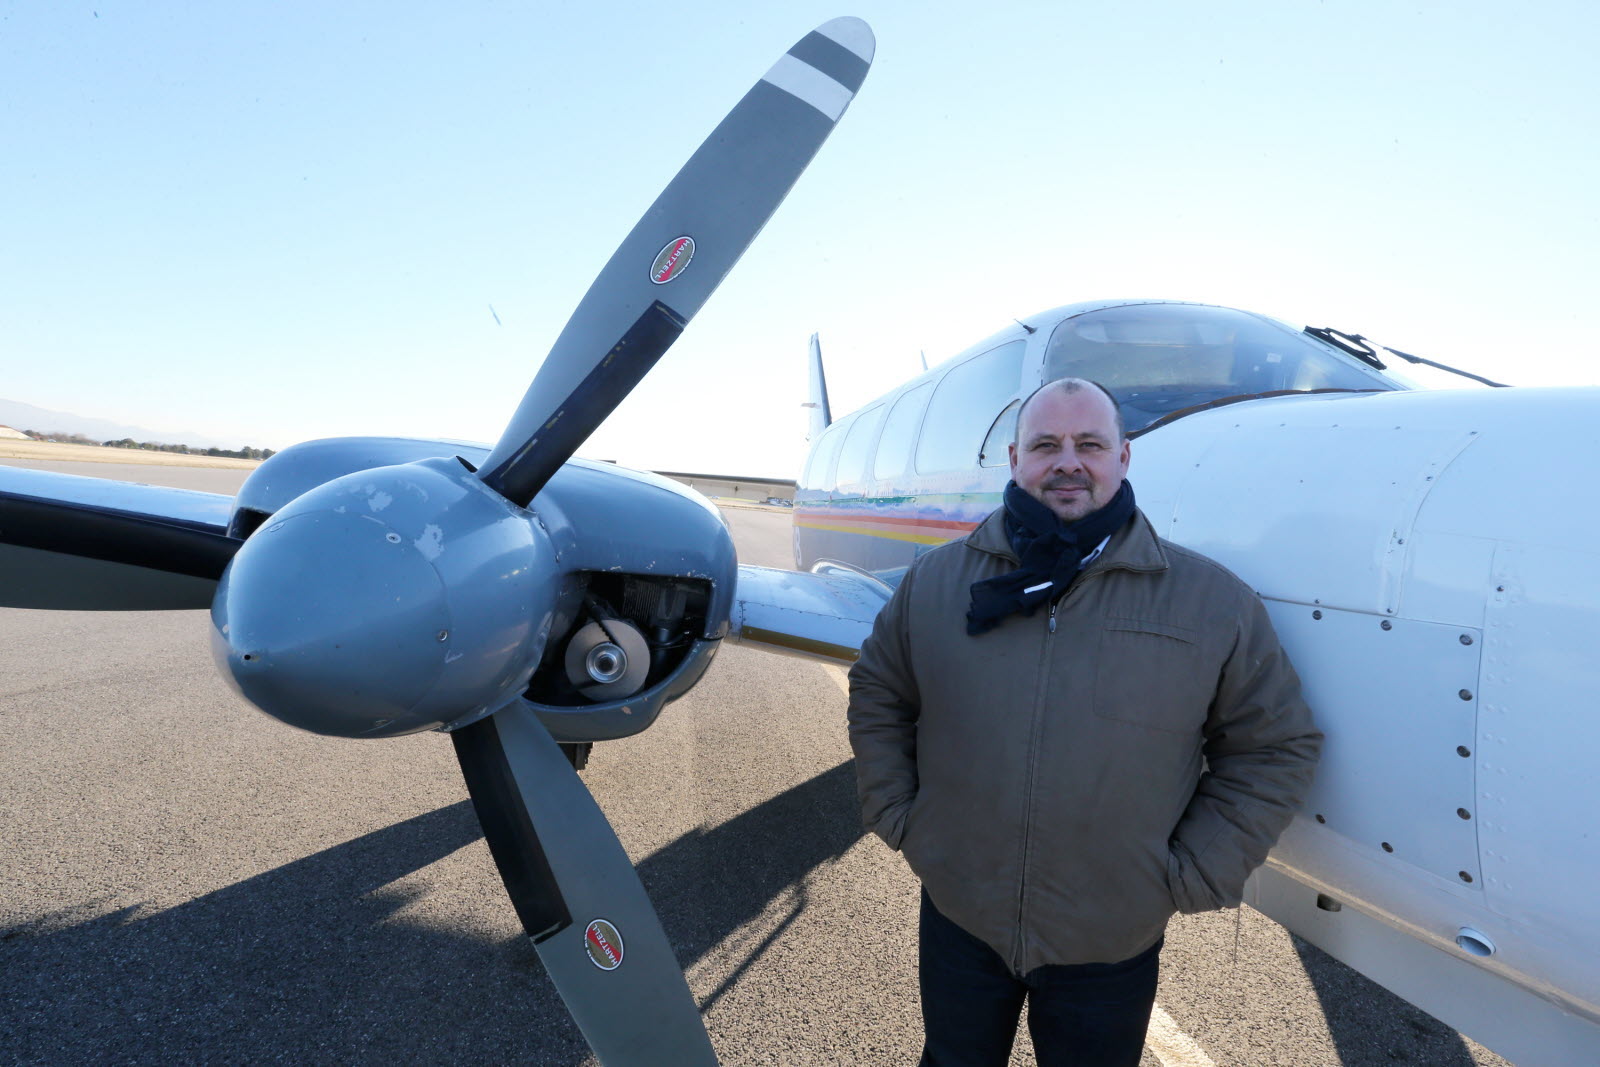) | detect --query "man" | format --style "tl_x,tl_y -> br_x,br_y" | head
847,378 -> 1321,1066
